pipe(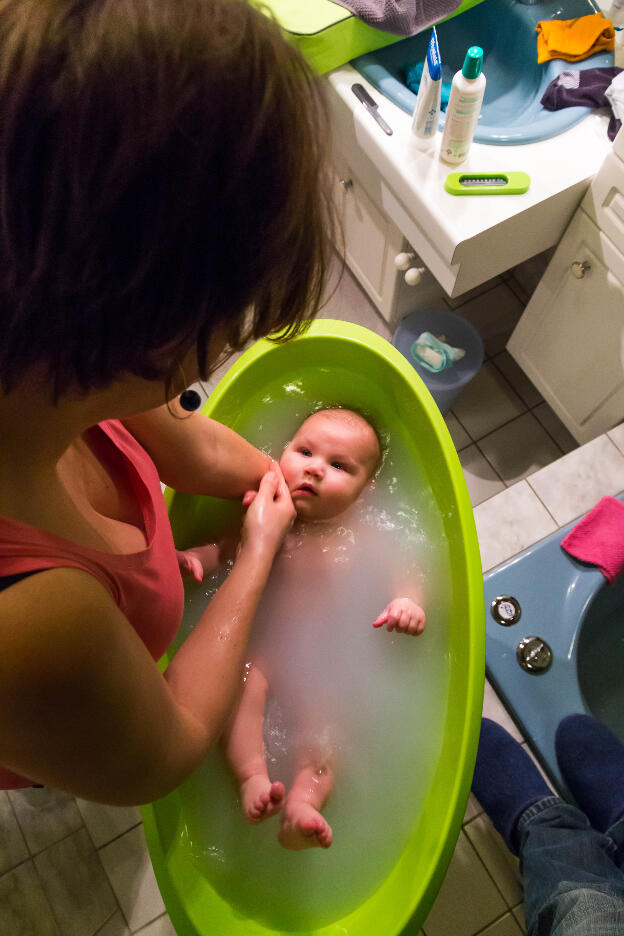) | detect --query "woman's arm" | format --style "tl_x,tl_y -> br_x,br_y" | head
123,404 -> 271,497
0,470 -> 294,805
